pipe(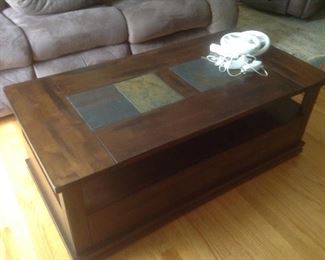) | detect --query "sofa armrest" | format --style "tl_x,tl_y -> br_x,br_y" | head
206,0 -> 239,33
288,0 -> 325,18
